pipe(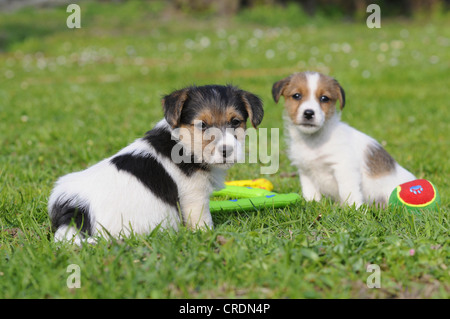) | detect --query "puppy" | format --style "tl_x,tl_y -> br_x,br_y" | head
48,85 -> 263,243
272,71 -> 415,208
